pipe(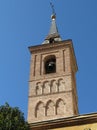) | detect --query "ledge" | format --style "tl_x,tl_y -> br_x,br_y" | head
29,112 -> 97,130
28,39 -> 72,53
